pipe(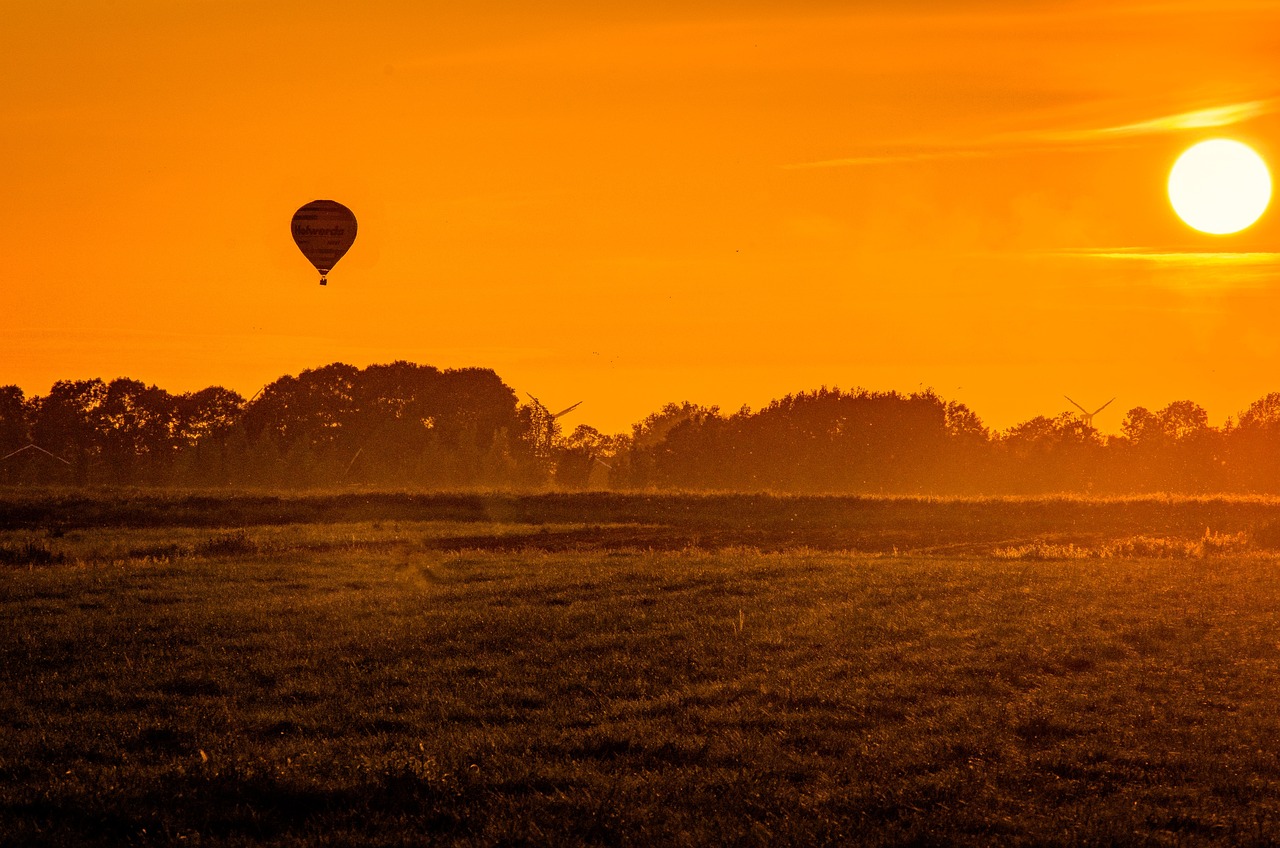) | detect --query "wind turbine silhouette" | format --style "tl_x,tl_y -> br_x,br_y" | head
0,444 -> 71,465
526,393 -> 582,456
1065,396 -> 1115,428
